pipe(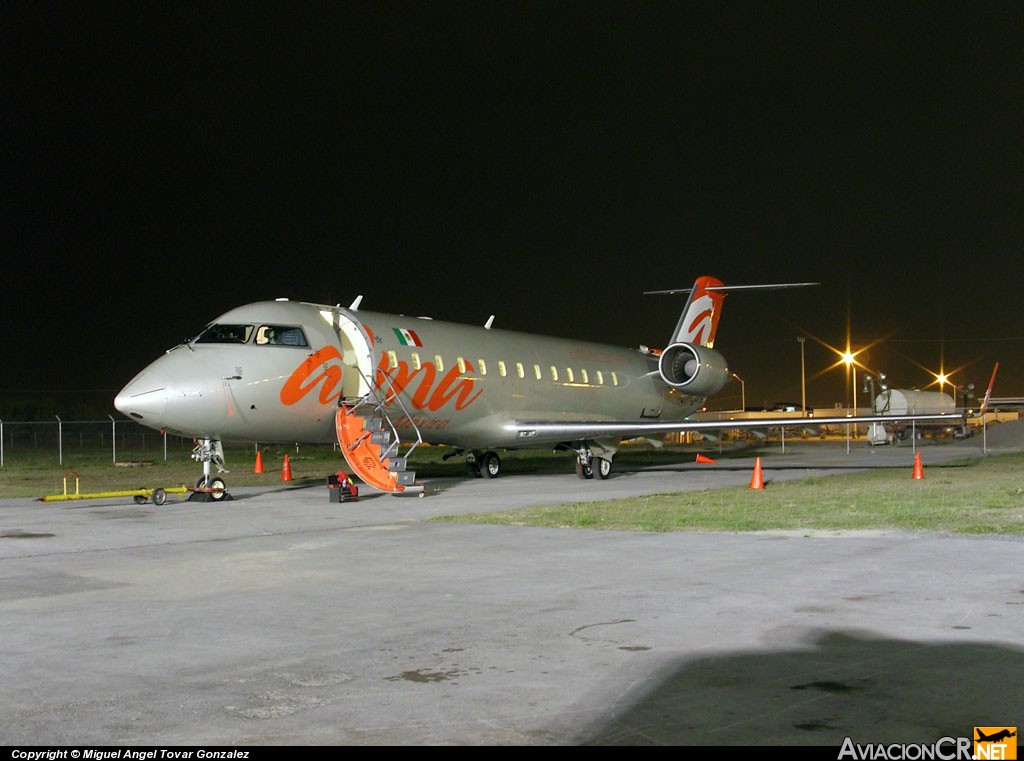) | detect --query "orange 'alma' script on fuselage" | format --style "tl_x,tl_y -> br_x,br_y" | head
279,346 -> 483,412
280,346 -> 345,406
375,354 -> 482,412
